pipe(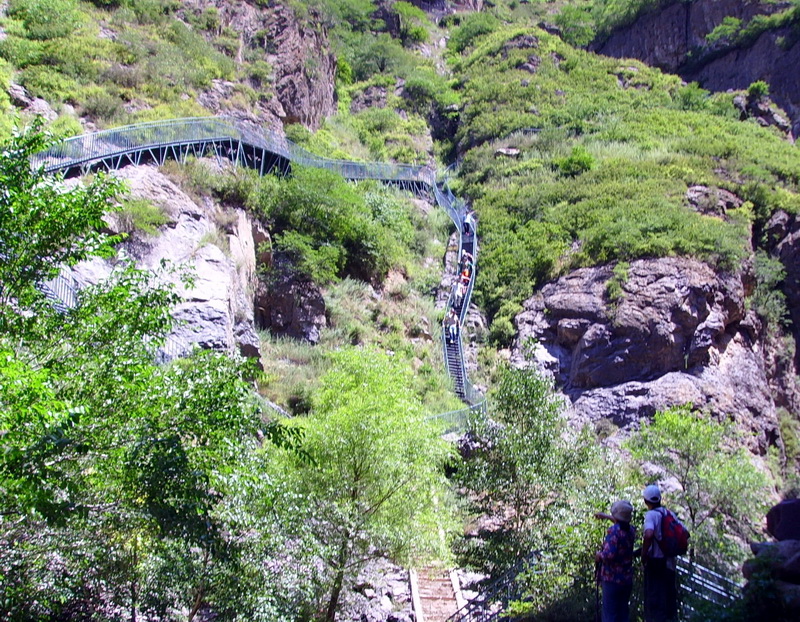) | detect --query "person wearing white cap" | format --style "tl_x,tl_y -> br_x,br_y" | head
641,484 -> 677,622
595,500 -> 636,622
